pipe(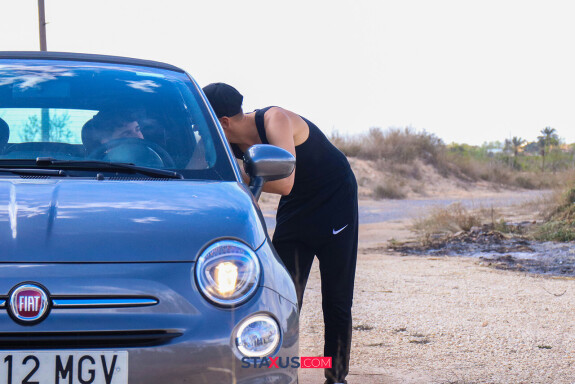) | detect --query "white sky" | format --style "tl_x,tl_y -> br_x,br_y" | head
1,0 -> 574,145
